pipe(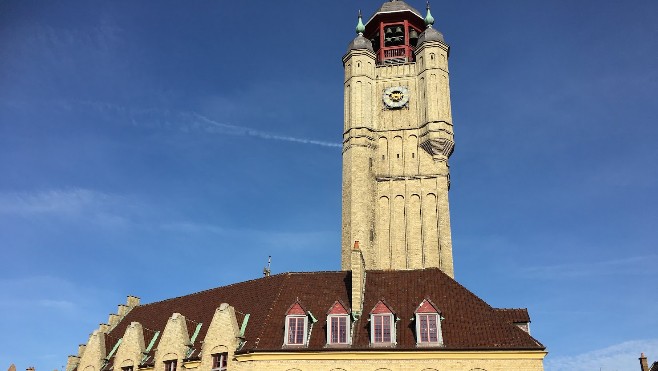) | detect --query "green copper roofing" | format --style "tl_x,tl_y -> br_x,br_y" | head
356,10 -> 365,34
239,313 -> 250,337
424,1 -> 435,28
